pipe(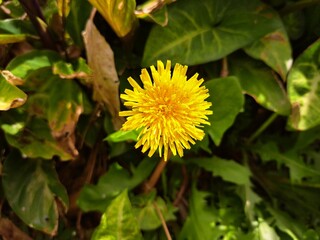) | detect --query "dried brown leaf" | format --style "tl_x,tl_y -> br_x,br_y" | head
82,11 -> 124,130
